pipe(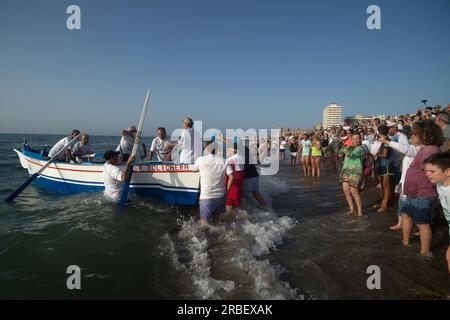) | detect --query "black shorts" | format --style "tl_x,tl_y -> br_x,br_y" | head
377,164 -> 394,176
